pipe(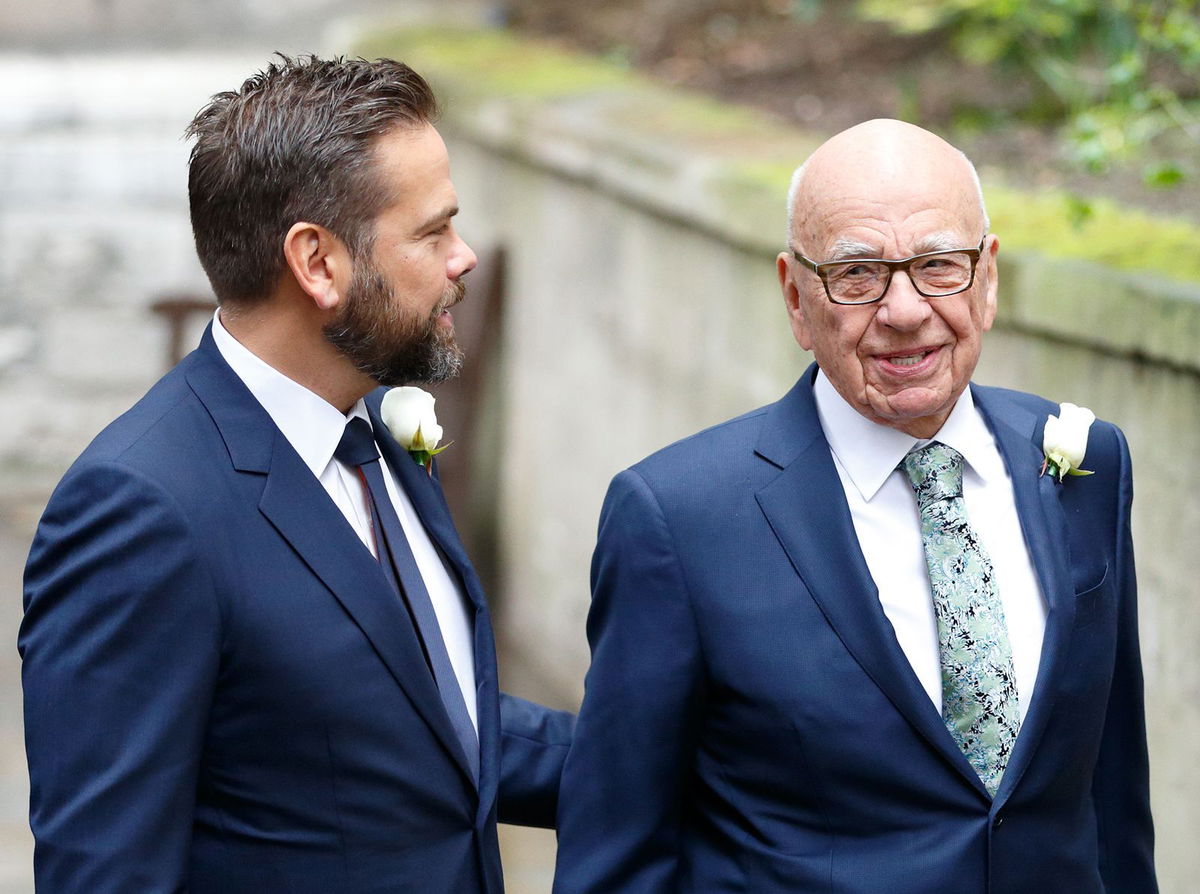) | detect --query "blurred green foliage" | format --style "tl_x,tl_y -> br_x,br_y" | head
854,0 -> 1200,185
